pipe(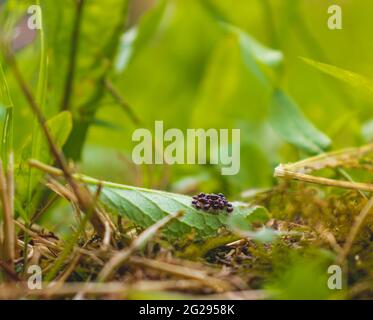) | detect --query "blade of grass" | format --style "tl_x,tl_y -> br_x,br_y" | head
0,54 -> 14,281
23,0 -> 49,271
301,57 -> 373,97
0,60 -> 13,172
